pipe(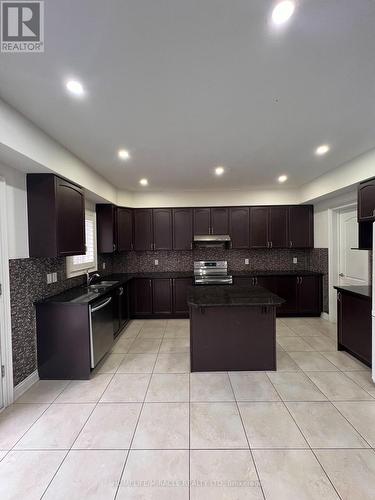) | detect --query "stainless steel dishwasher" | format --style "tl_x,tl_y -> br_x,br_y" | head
89,295 -> 114,368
